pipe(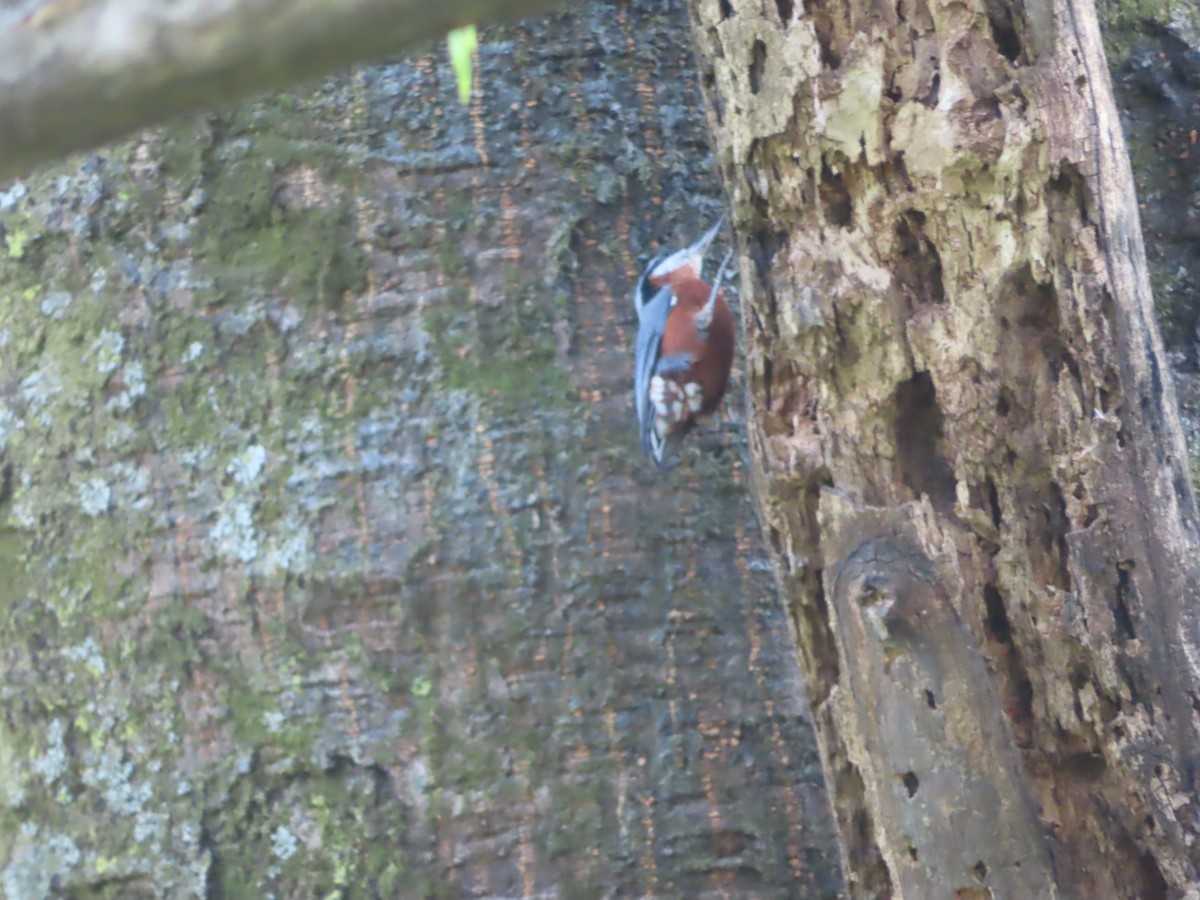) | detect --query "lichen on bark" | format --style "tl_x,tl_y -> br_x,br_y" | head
0,2 -> 842,896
